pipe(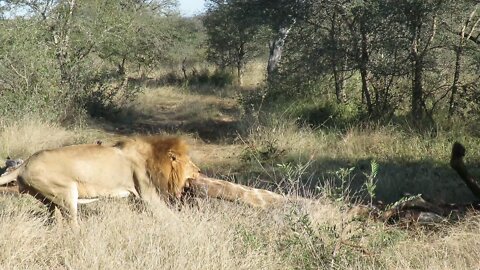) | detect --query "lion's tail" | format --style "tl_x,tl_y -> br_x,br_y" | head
0,166 -> 21,186
191,175 -> 288,208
